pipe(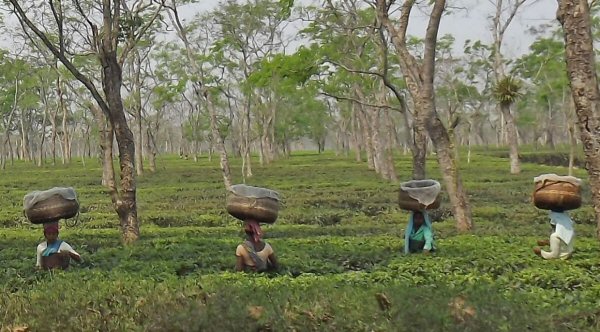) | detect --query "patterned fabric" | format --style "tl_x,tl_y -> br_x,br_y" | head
242,241 -> 268,271
549,211 -> 574,244
42,240 -> 63,257
404,211 -> 434,254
